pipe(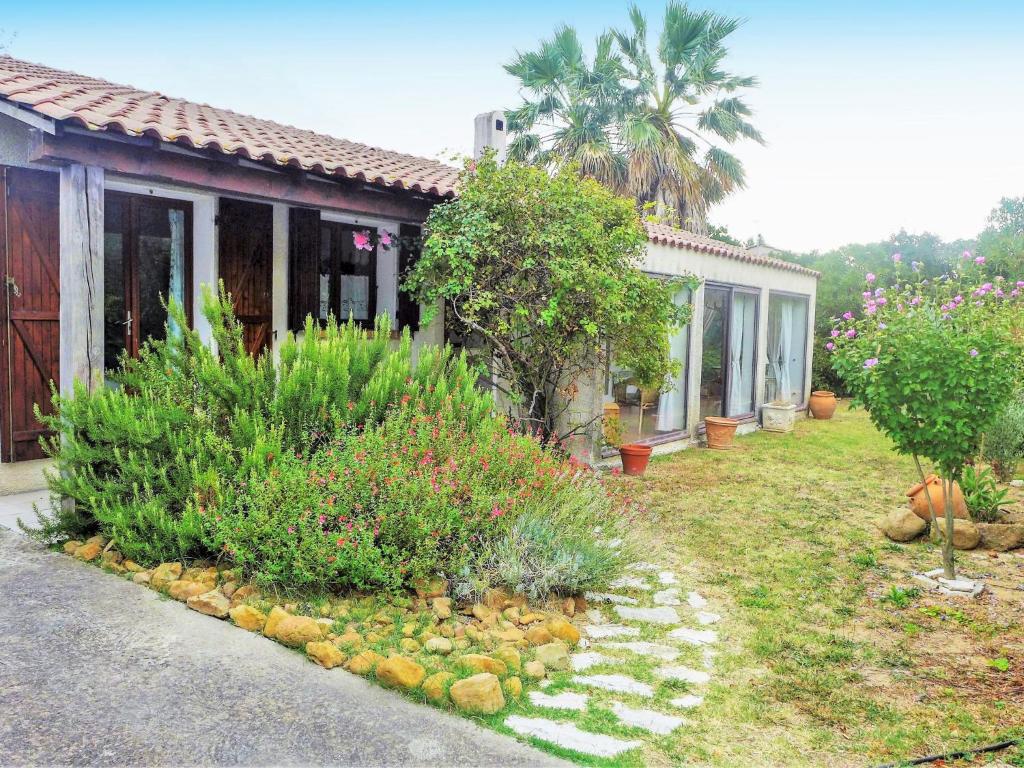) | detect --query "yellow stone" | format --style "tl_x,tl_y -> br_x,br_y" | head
150,562 -> 183,591
423,671 -> 454,703
346,650 -> 385,676
306,641 -> 346,669
167,580 -> 208,602
525,626 -> 554,646
229,604 -> 267,632
73,542 -> 102,561
62,540 -> 82,555
376,655 -> 426,690
503,676 -> 523,699
493,646 -> 522,673
262,605 -> 289,639
546,617 -> 580,646
458,654 -> 508,676
450,673 -> 505,714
